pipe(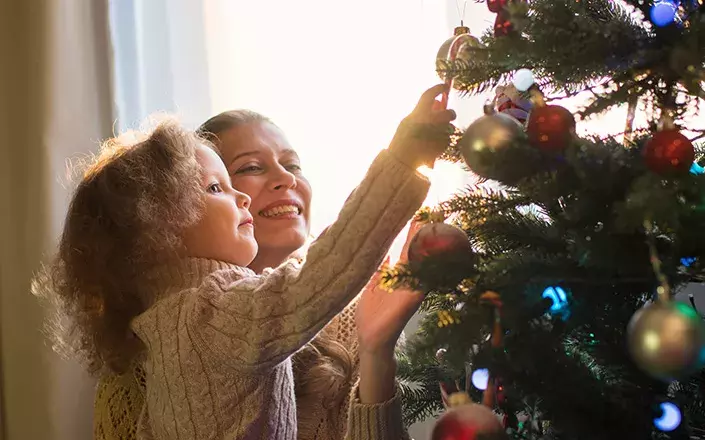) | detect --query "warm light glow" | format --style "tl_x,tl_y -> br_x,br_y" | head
200,0 -> 703,264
